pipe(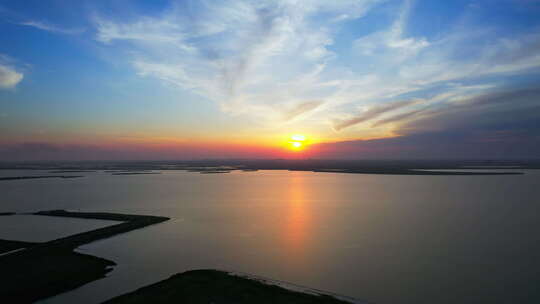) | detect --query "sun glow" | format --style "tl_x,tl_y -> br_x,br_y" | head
289,134 -> 307,151
291,134 -> 306,141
